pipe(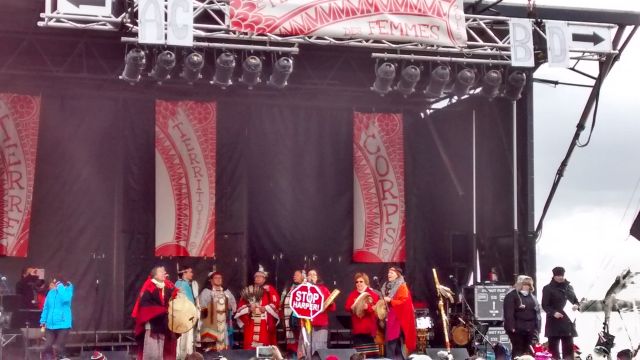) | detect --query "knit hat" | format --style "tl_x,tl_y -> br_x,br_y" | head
552,266 -> 565,276
389,266 -> 403,277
